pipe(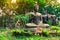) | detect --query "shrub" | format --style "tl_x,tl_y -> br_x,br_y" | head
14,14 -> 29,27
42,29 -> 50,36
27,30 -> 32,35
51,26 -> 60,30
0,34 -> 10,40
